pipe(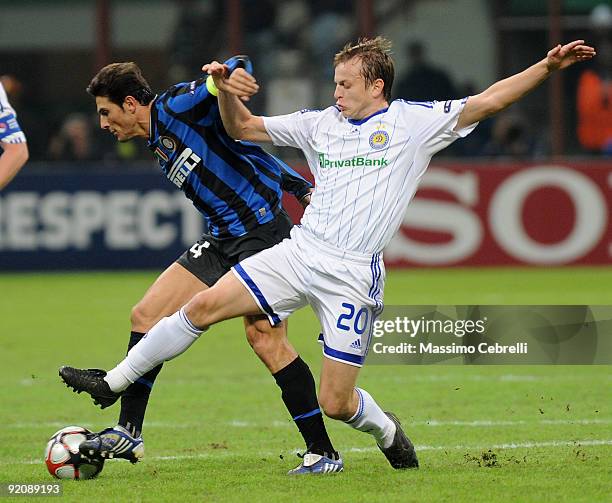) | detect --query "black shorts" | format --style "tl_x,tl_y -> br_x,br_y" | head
176,210 -> 293,286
